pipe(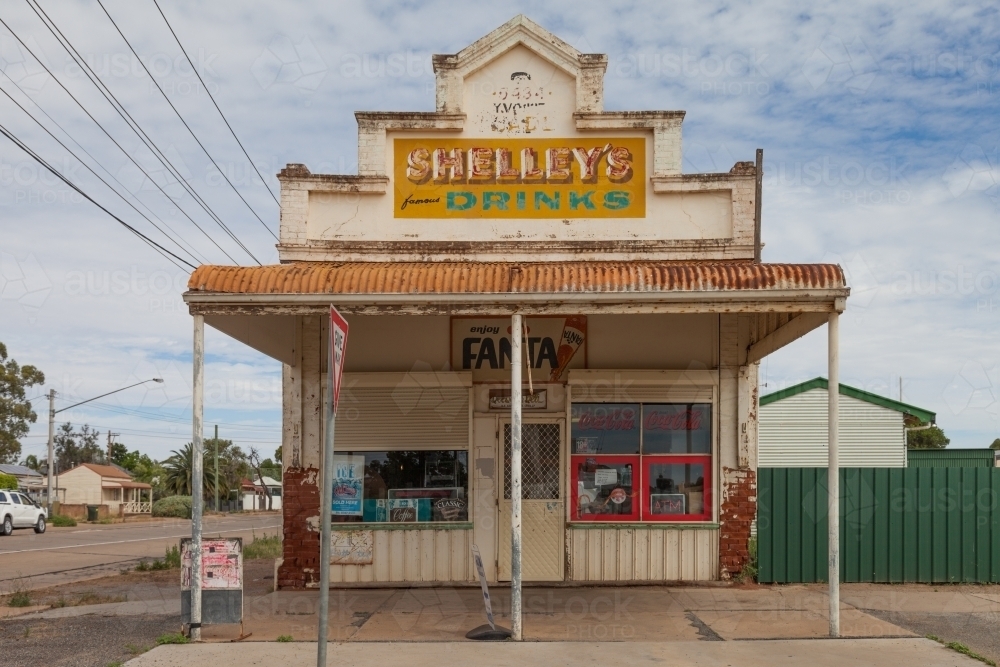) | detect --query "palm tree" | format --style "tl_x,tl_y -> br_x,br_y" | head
162,443 -> 218,499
